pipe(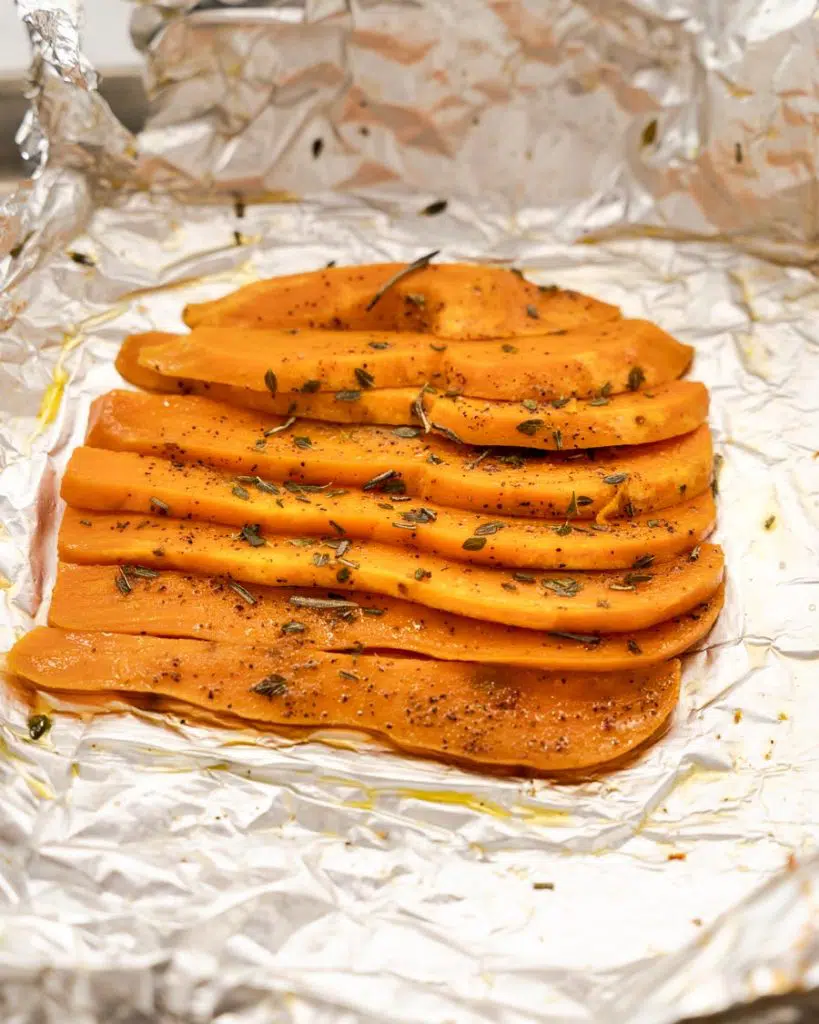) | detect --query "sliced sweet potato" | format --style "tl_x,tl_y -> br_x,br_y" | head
50,563 -> 726,671
87,391 -> 714,519
425,382 -> 709,450
8,627 -> 681,772
62,447 -> 716,570
135,318 -> 693,402
58,508 -> 725,632
182,262 -> 620,339
120,333 -> 703,440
